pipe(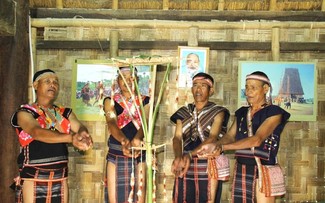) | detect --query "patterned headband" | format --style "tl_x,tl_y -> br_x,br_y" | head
246,74 -> 271,87
192,76 -> 213,87
246,74 -> 273,104
119,67 -> 138,73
